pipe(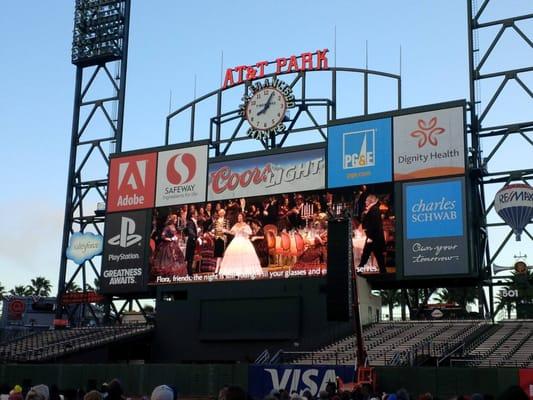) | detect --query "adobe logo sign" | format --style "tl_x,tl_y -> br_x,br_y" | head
108,153 -> 157,212
155,145 -> 208,207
